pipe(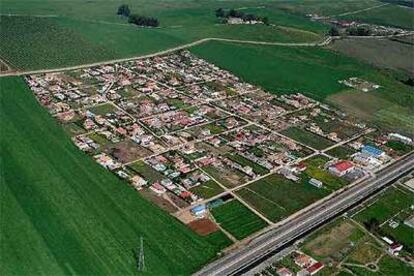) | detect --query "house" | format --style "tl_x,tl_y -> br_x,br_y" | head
277,267 -> 293,276
329,160 -> 354,177
306,262 -> 324,275
388,243 -> 403,256
294,254 -> 313,268
361,145 -> 385,158
227,17 -> 243,24
309,178 -> 323,188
